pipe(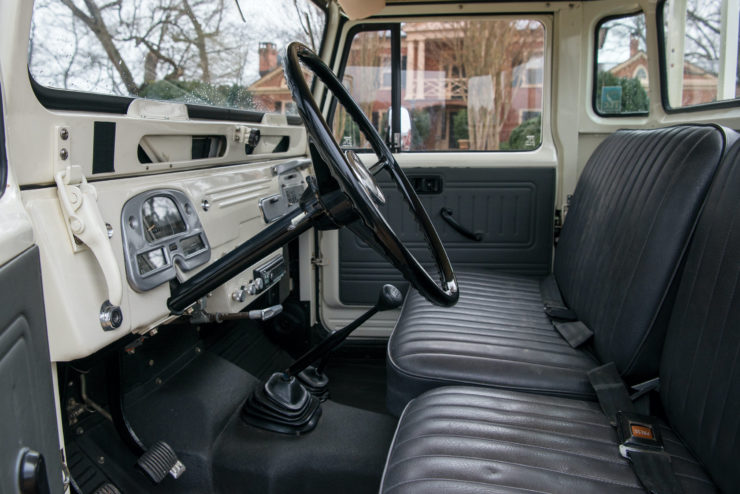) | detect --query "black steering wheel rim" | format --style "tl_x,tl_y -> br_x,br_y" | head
284,41 -> 458,307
